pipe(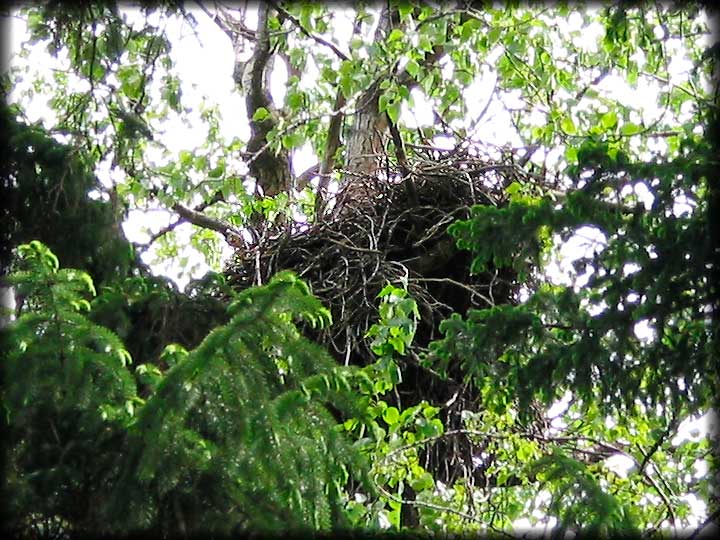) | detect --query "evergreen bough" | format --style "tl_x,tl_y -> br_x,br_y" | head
2,241 -> 371,536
